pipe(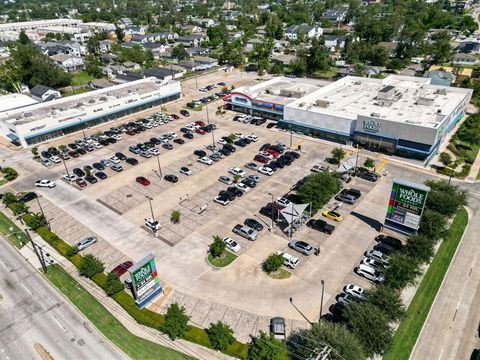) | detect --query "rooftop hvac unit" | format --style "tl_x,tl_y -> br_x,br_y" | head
417,97 -> 434,106
315,100 -> 329,108
23,112 -> 33,118
280,89 -> 305,98
370,112 -> 381,118
436,89 -> 447,95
